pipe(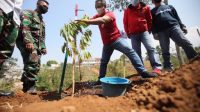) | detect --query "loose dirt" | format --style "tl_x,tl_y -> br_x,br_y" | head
0,57 -> 200,112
